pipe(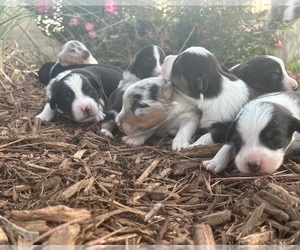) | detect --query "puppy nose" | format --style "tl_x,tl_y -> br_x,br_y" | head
247,161 -> 260,172
83,106 -> 91,115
